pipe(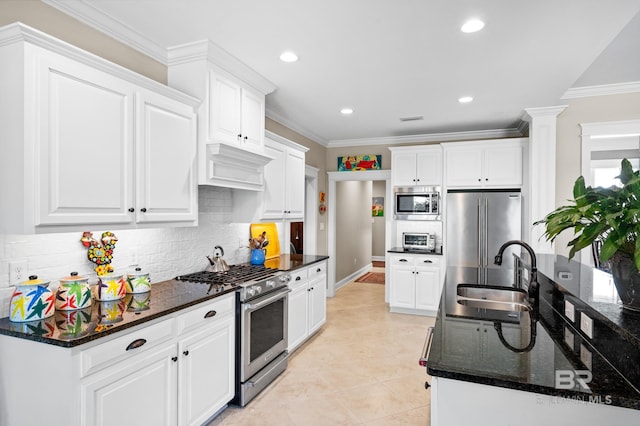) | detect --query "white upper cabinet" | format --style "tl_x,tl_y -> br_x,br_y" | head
261,132 -> 308,220
0,23 -> 199,234
390,145 -> 442,186
444,139 -> 526,188
168,40 -> 277,191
